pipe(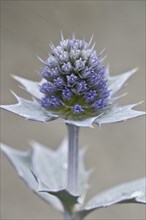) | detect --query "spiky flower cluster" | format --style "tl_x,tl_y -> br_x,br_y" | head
40,36 -> 110,119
